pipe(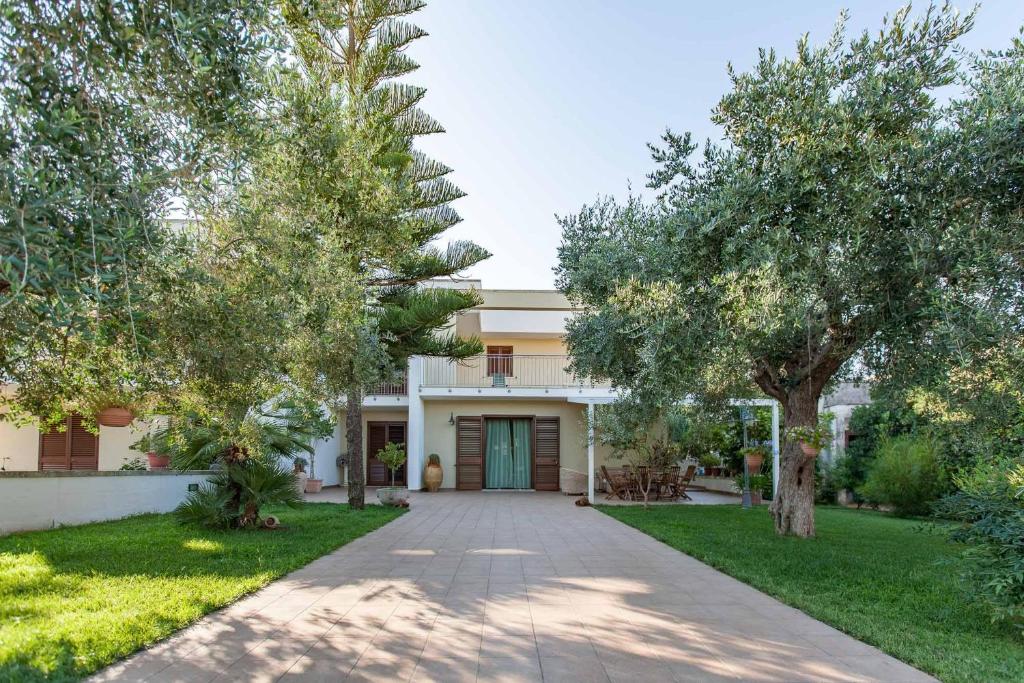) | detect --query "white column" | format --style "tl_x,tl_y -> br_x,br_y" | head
771,401 -> 781,497
406,356 -> 425,491
587,402 -> 596,502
